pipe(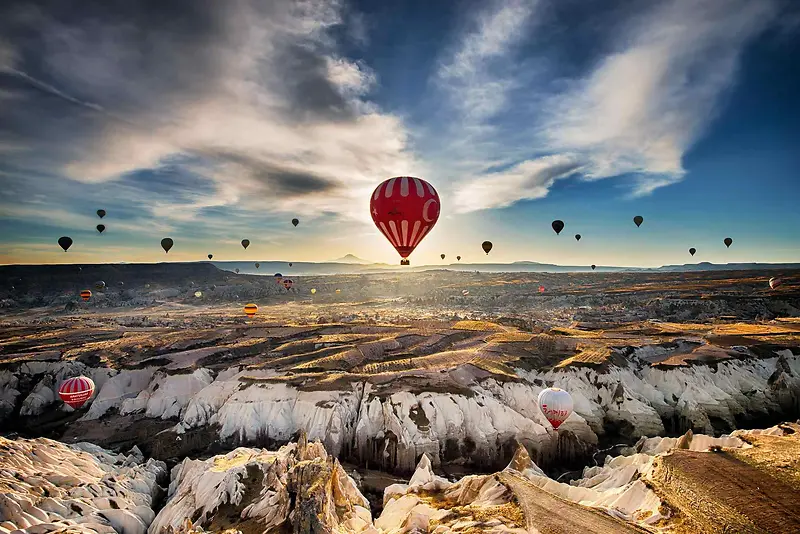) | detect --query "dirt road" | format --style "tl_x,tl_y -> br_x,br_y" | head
498,471 -> 650,533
